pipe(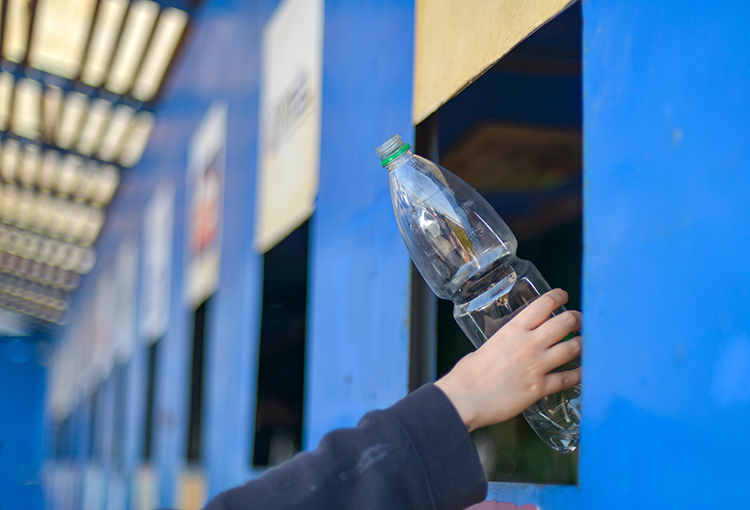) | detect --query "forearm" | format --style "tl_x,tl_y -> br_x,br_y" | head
204,384 -> 487,510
